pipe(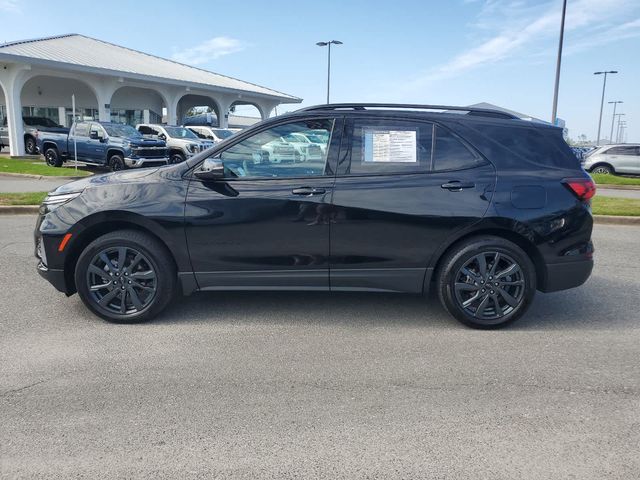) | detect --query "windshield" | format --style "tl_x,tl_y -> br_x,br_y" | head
212,129 -> 234,139
165,127 -> 197,139
104,124 -> 142,138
